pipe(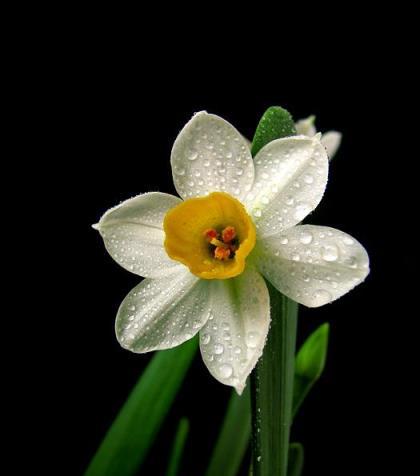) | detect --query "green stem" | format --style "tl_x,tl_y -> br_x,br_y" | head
251,281 -> 298,476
